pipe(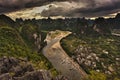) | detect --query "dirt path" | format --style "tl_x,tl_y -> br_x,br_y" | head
43,30 -> 87,80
